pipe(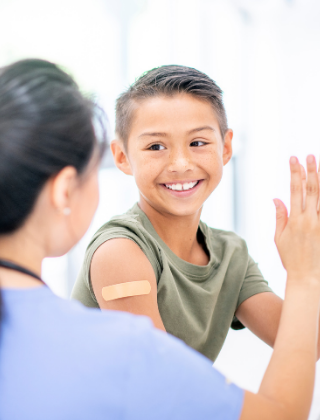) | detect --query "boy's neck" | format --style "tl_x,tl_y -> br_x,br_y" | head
138,199 -> 209,266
